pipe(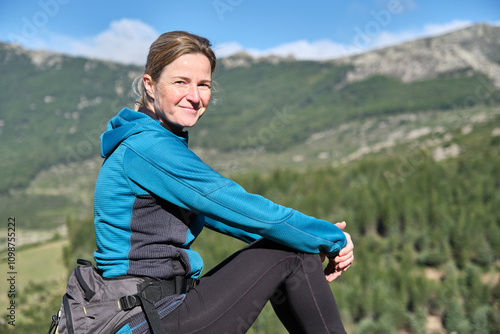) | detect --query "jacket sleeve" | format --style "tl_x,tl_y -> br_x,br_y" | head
204,216 -> 262,244
122,137 -> 347,258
